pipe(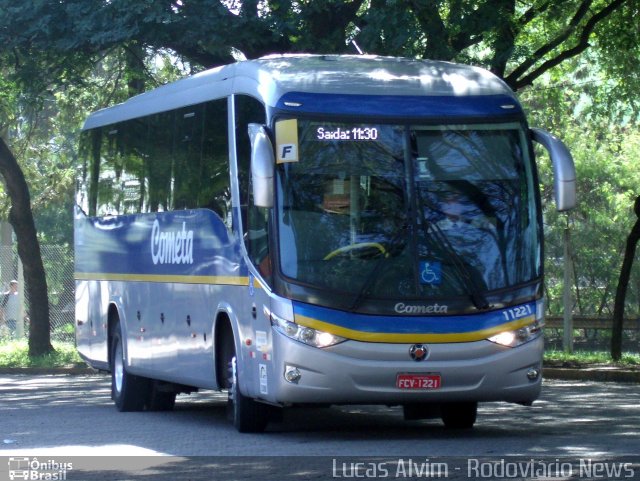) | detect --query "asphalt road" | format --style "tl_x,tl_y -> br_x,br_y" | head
1,374 -> 639,480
